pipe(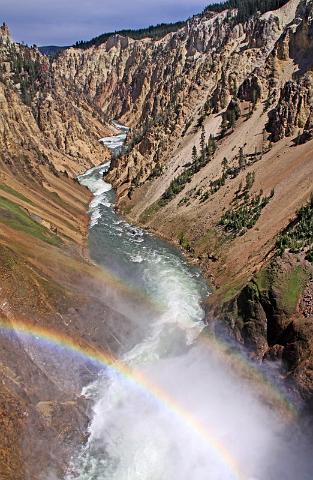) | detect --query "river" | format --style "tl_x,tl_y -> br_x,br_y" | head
67,125 -> 312,480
